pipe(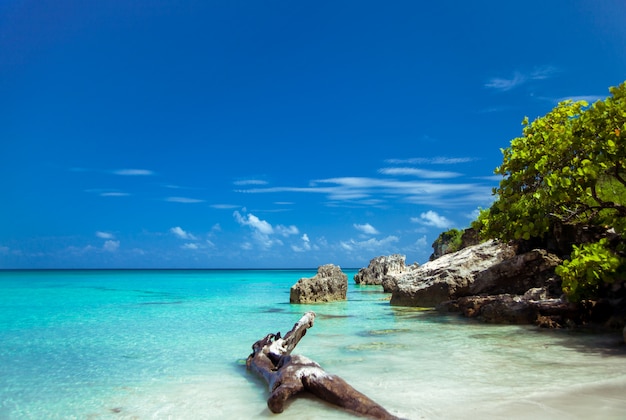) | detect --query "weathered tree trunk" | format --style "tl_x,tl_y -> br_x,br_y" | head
246,311 -> 399,419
